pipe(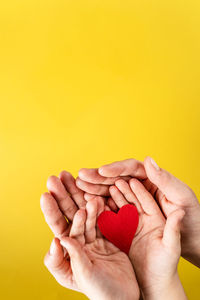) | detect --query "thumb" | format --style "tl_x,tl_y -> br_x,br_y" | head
144,156 -> 193,203
162,209 -> 185,250
60,237 -> 92,277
